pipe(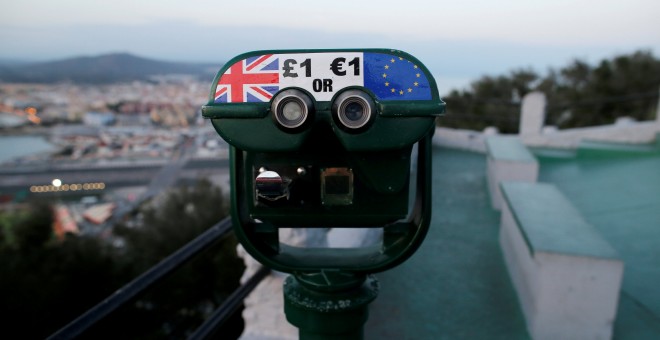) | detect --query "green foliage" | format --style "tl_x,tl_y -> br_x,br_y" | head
110,178 -> 245,339
440,69 -> 539,133
0,200 -> 53,249
438,50 -> 660,133
0,179 -> 244,339
0,203 -> 124,339
118,179 -> 230,267
12,200 -> 53,249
